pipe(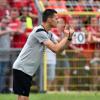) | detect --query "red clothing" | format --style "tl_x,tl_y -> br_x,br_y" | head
51,28 -> 61,37
12,0 -> 29,9
75,43 -> 95,59
0,7 -> 6,21
46,0 -> 67,12
9,18 -> 27,48
28,2 -> 38,15
7,0 -> 13,6
74,5 -> 84,12
86,26 -> 98,35
9,18 -> 21,31
92,7 -> 98,12
11,33 -> 27,48
25,28 -> 32,36
86,25 -> 100,39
